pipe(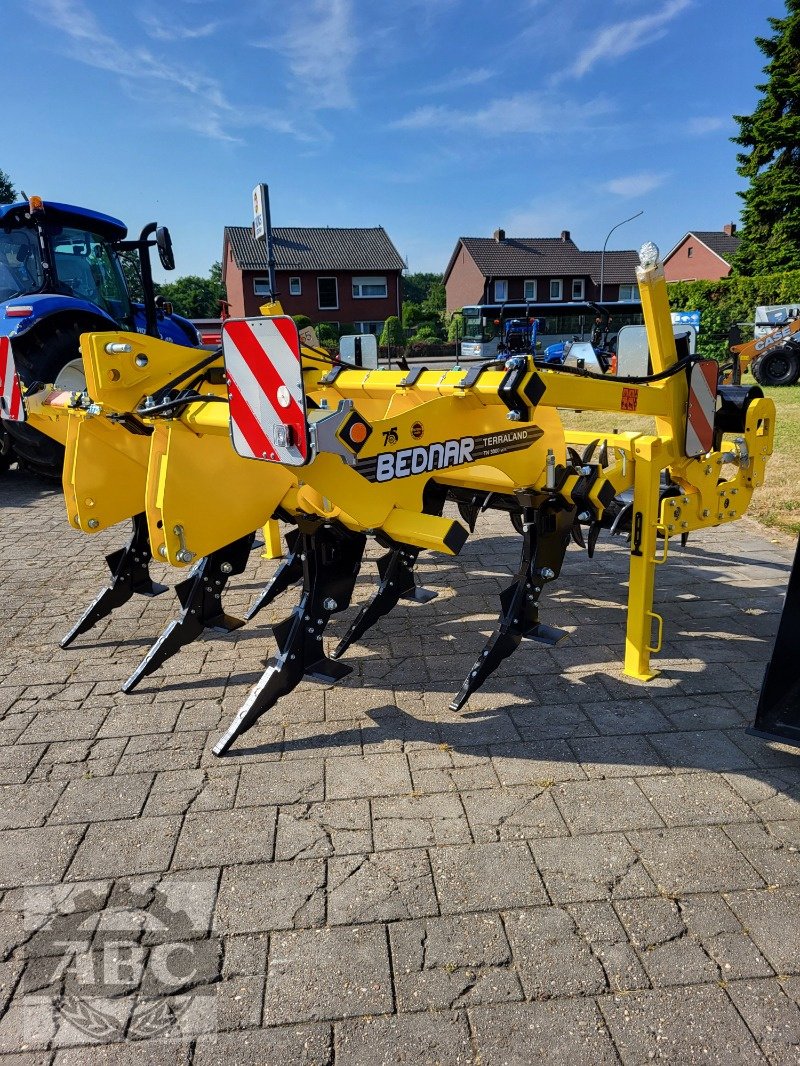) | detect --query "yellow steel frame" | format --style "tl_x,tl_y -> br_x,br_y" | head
16,251 -> 775,684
